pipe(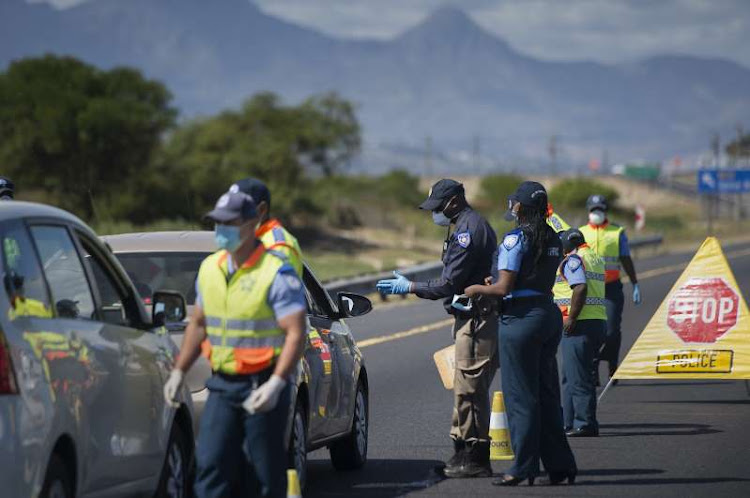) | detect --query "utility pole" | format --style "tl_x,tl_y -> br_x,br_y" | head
548,135 -> 558,176
472,134 -> 480,176
424,136 -> 433,177
711,133 -> 720,167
